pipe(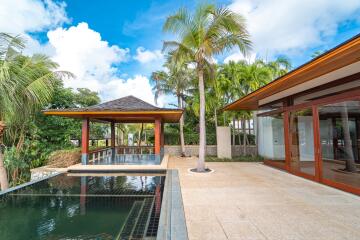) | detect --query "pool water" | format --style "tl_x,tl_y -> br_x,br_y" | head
92,154 -> 163,165
0,173 -> 165,240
